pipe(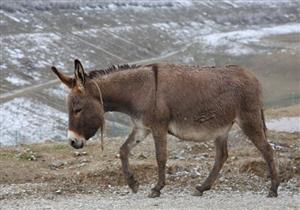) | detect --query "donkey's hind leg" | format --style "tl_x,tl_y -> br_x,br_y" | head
193,135 -> 228,196
240,110 -> 280,197
148,127 -> 168,198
